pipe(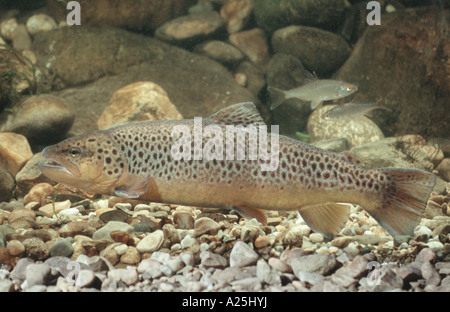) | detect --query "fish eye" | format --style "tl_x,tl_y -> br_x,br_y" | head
68,147 -> 81,157
346,85 -> 353,91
